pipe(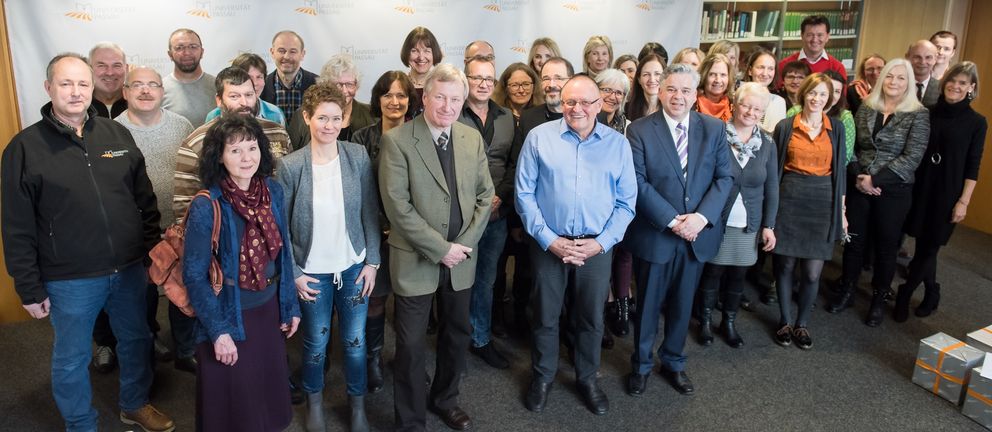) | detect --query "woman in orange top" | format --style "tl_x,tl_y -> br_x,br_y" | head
770,73 -> 848,350
695,53 -> 734,122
